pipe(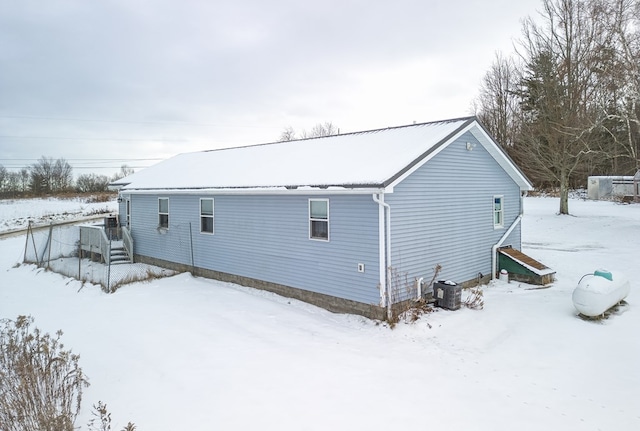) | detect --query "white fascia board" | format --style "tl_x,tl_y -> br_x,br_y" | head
468,126 -> 533,191
121,186 -> 385,196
